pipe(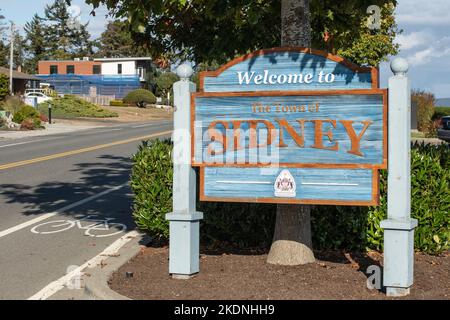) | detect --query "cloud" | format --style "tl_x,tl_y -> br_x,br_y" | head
395,32 -> 433,51
396,0 -> 450,26
406,36 -> 450,66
